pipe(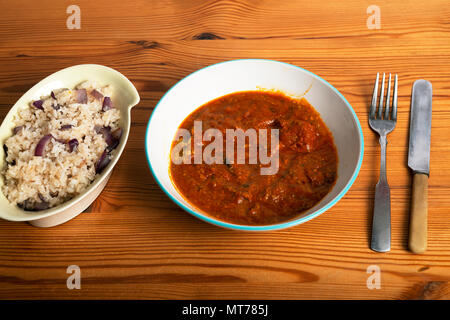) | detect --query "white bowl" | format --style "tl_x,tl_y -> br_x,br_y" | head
146,59 -> 363,231
0,64 -> 140,227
